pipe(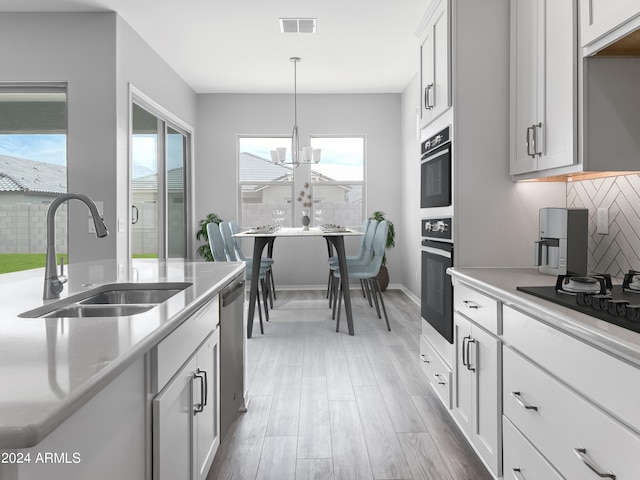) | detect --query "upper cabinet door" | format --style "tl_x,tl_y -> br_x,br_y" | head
419,0 -> 451,128
511,0 -> 539,175
510,0 -> 577,177
580,0 -> 640,48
